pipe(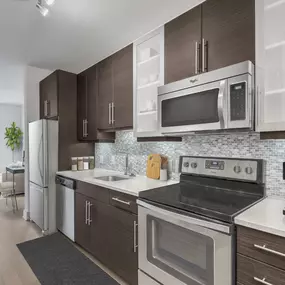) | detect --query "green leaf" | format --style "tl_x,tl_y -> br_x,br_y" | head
4,122 -> 23,151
